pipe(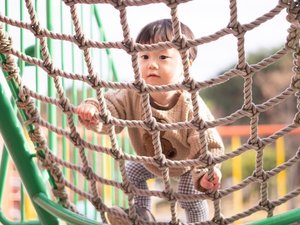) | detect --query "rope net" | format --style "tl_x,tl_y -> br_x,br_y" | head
0,0 -> 300,224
